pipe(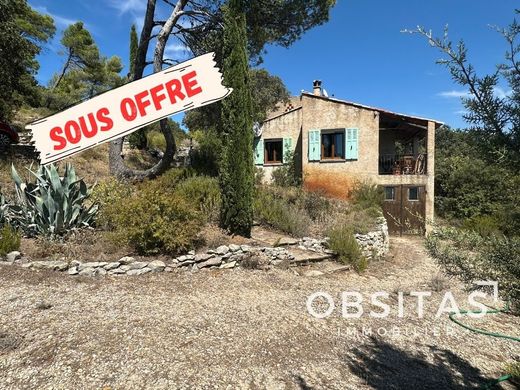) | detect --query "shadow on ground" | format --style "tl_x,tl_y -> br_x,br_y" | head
344,336 -> 492,390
